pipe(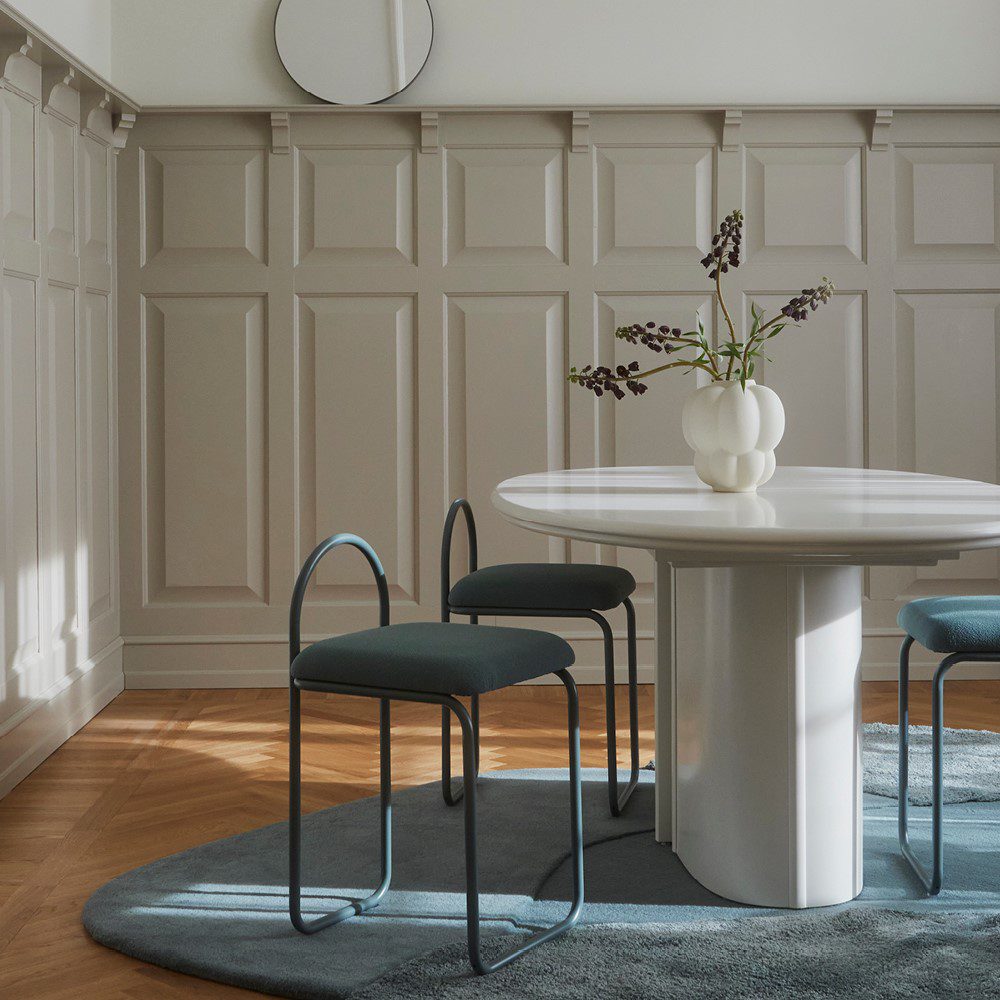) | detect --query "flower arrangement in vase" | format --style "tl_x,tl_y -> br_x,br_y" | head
568,210 -> 835,492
